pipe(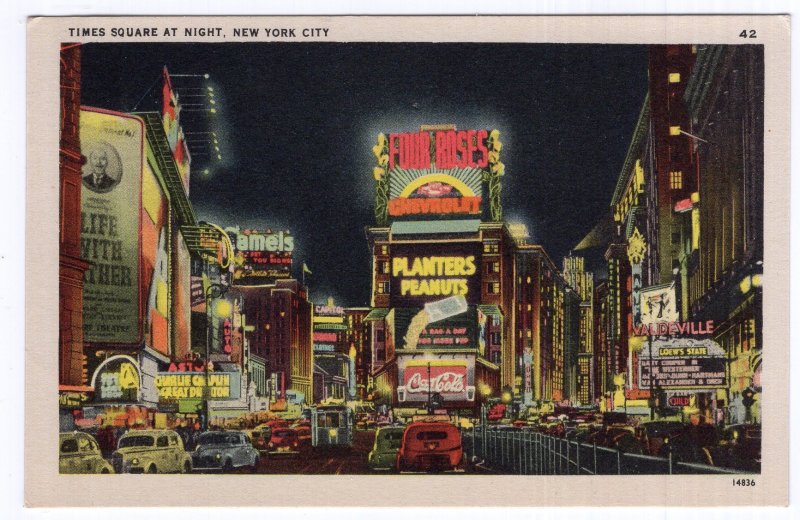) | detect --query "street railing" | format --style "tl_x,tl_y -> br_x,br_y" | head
462,426 -> 747,475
